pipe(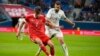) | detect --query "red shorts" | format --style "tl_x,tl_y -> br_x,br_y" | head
29,33 -> 50,45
